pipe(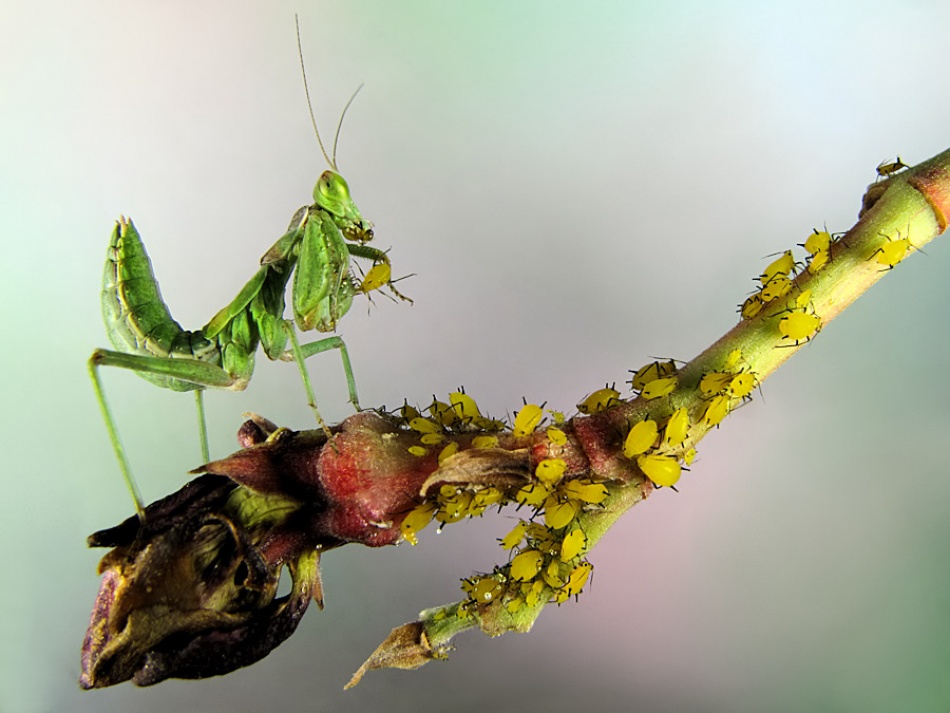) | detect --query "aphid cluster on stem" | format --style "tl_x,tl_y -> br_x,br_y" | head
628,359 -> 680,401
739,249 -> 799,319
379,389 -> 610,611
